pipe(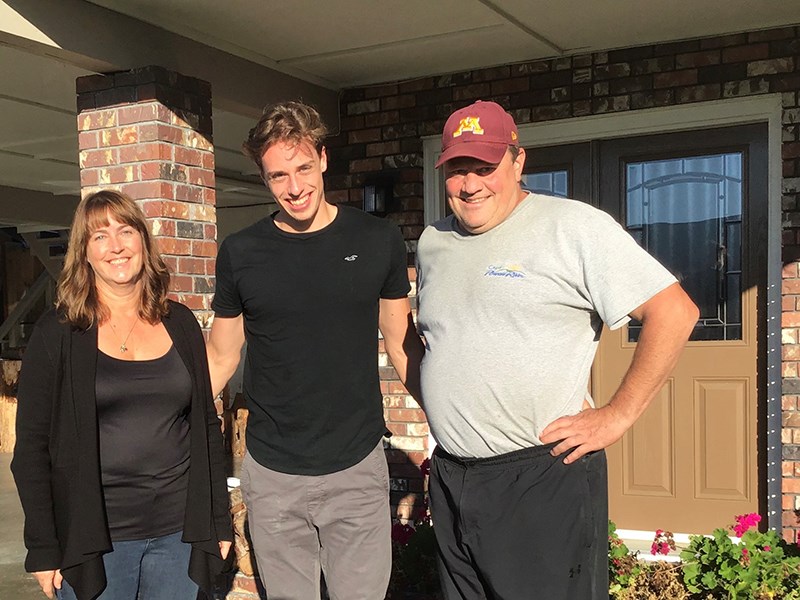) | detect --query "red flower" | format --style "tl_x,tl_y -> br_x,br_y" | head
391,522 -> 415,546
419,458 -> 431,478
740,546 -> 751,566
650,529 -> 675,555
